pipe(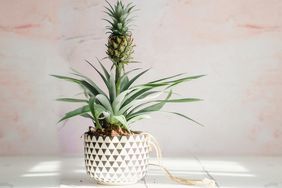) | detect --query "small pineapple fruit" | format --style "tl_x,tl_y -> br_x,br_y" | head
105,0 -> 135,66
